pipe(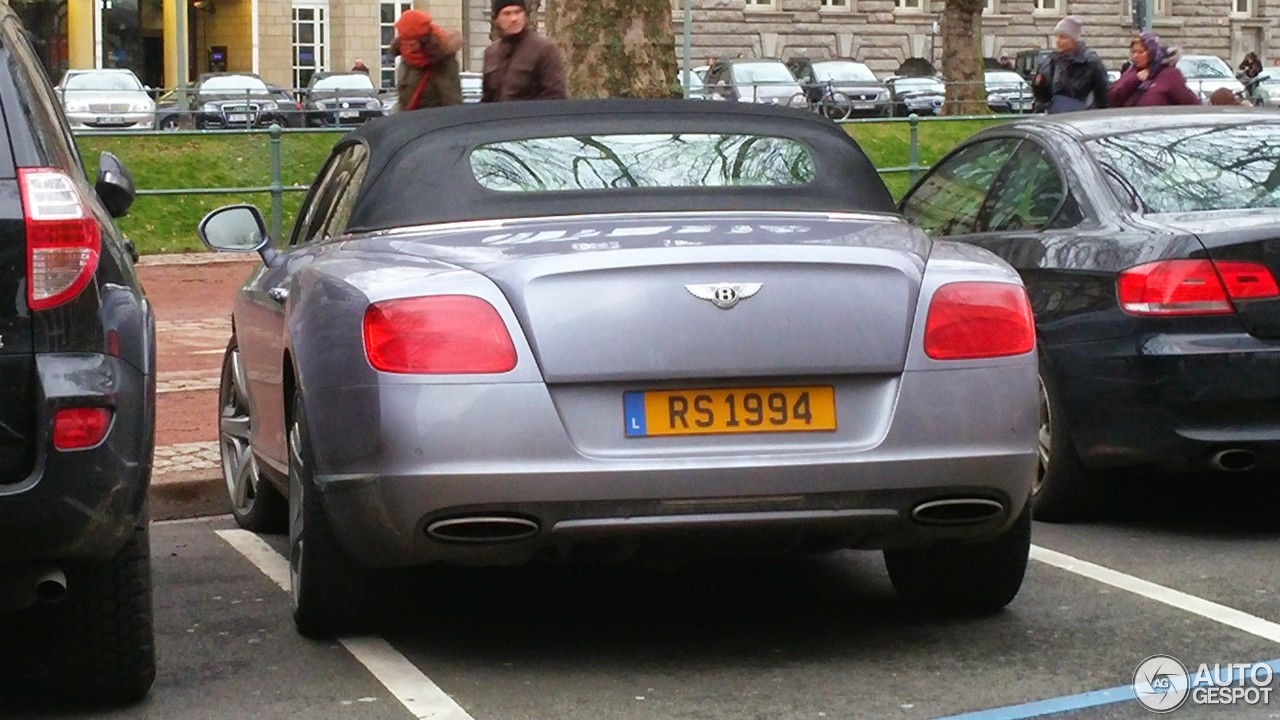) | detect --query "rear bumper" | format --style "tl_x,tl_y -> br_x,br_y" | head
306,364 -> 1038,567
0,354 -> 154,564
1049,332 -> 1280,472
